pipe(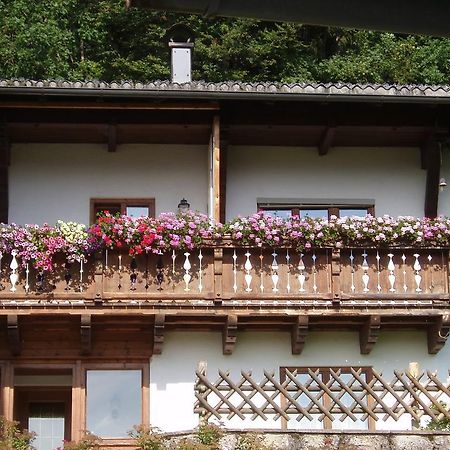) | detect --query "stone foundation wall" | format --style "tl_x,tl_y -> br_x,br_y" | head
162,430 -> 450,450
